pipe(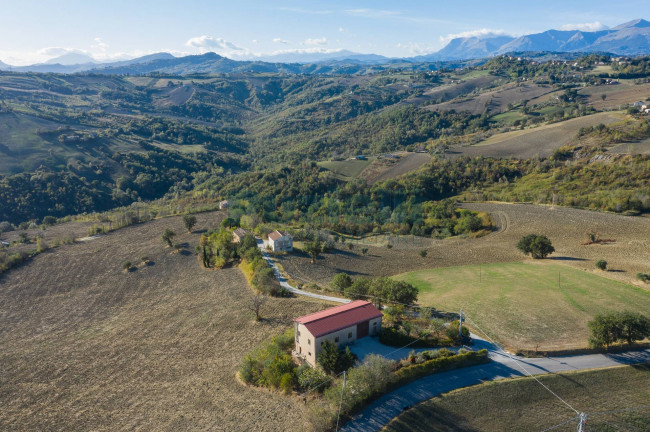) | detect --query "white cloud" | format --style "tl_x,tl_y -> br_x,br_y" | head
559,21 -> 608,32
440,29 -> 509,43
305,37 -> 327,46
339,27 -> 344,32
91,37 -> 109,53
396,42 -> 437,56
186,35 -> 245,52
37,47 -> 82,56
273,37 -> 289,44
252,39 -> 258,44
